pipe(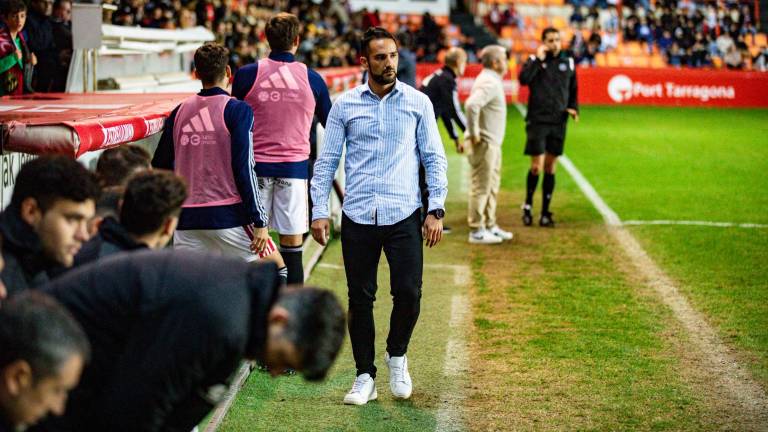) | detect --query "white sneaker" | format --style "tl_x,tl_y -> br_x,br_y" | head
488,225 -> 514,241
343,373 -> 377,405
385,353 -> 412,399
468,228 -> 503,244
